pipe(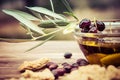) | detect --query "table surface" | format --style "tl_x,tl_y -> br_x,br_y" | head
0,41 -> 85,79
